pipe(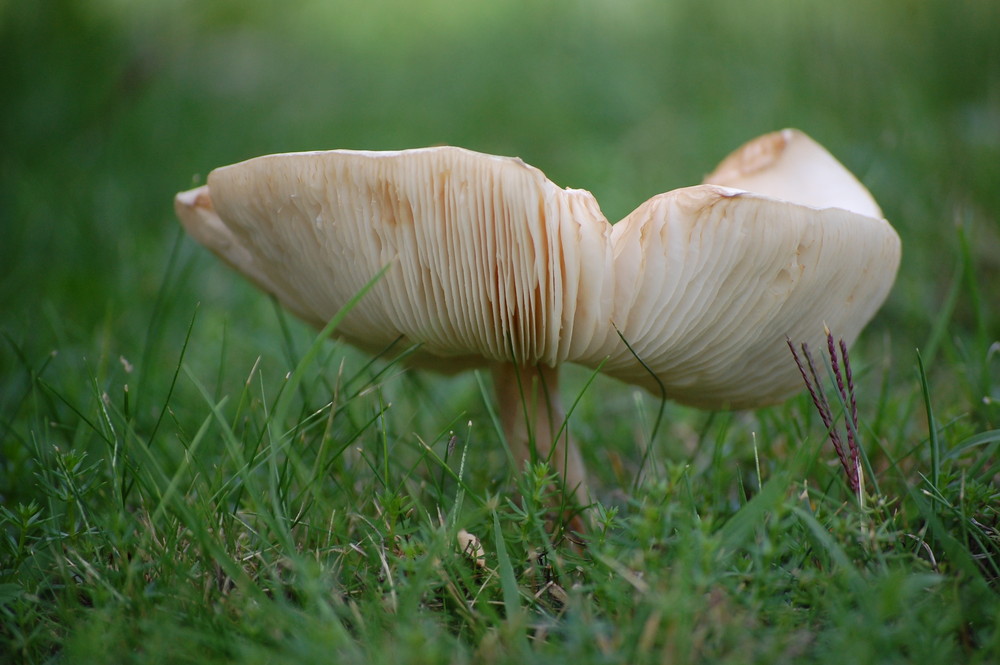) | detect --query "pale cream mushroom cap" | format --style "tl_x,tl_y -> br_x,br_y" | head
174,130 -> 900,410
703,128 -> 883,219
176,147 -> 614,372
